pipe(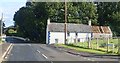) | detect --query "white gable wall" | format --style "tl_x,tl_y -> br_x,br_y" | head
49,32 -> 65,44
